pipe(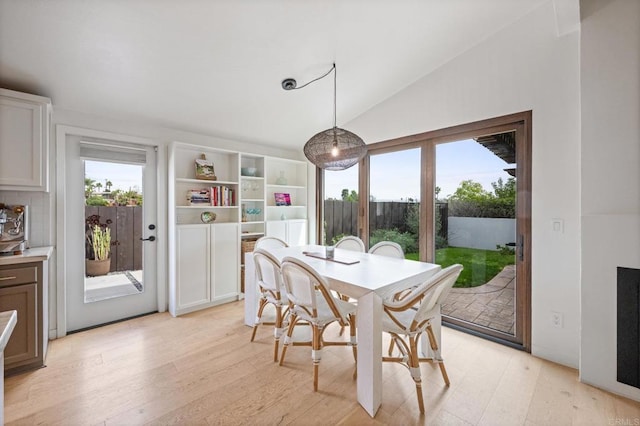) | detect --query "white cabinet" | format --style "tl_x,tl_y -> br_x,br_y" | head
170,223 -> 239,316
168,141 -> 309,315
0,89 -> 51,192
266,219 -> 308,246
